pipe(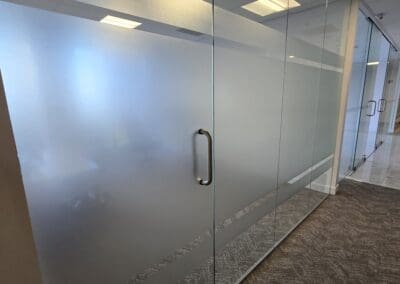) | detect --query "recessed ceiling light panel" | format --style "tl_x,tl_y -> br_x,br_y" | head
276,0 -> 301,9
242,0 -> 301,16
100,15 -> 142,29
